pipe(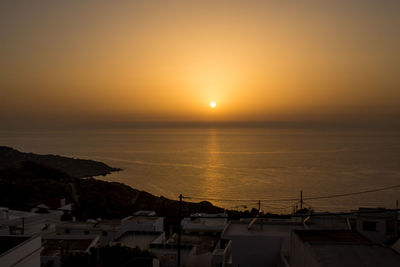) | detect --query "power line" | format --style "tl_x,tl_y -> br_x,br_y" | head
183,196 -> 297,202
304,184 -> 400,201
183,184 -> 400,203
